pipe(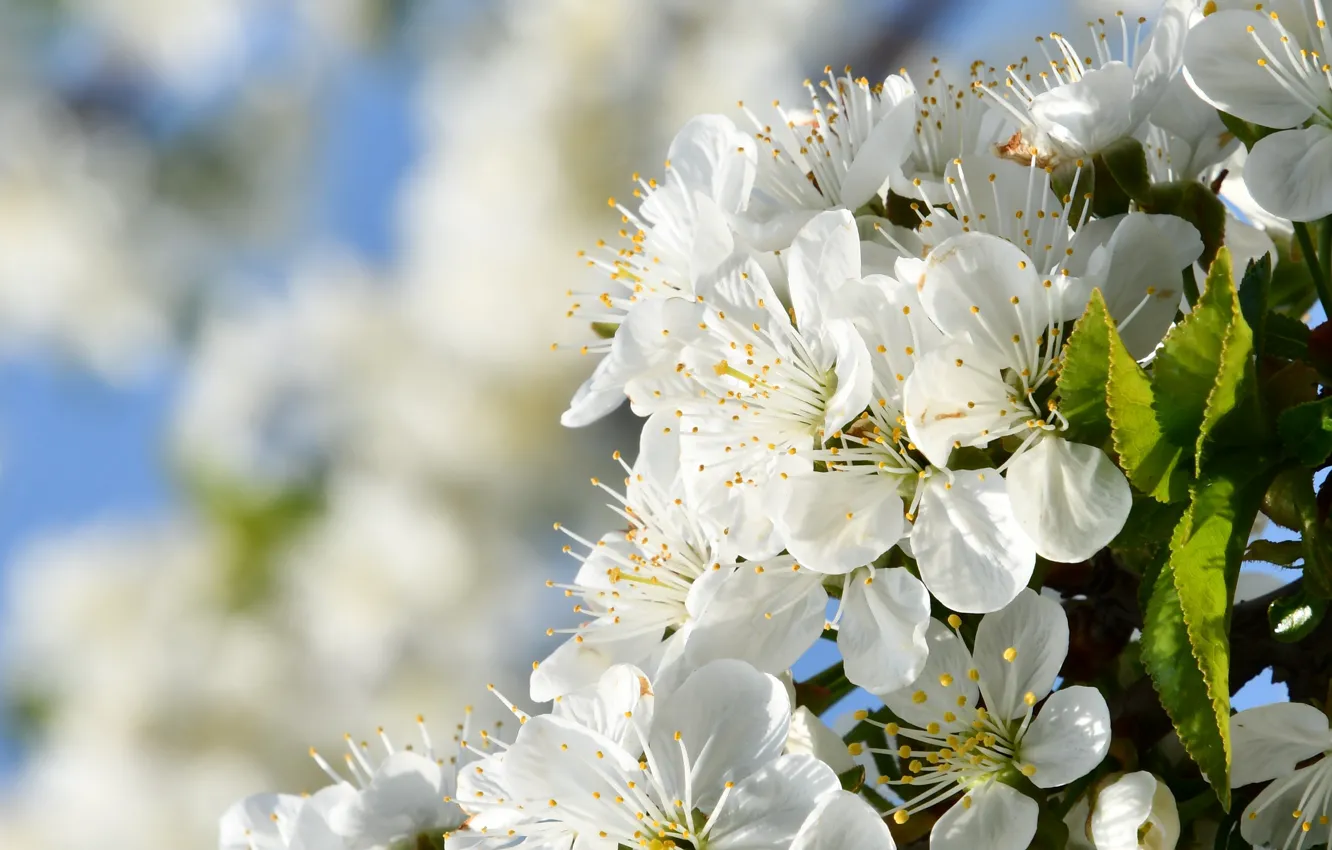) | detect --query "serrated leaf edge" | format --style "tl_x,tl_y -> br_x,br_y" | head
1166,487 -> 1232,809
